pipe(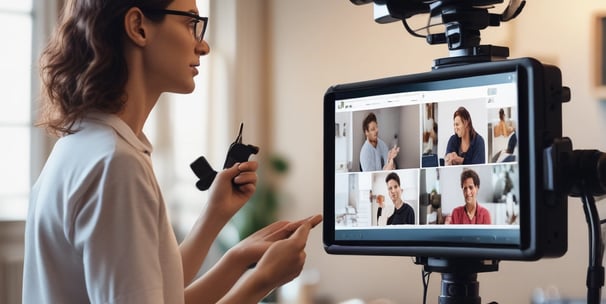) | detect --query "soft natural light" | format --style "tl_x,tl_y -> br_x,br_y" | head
0,0 -> 213,222
0,2 -> 32,220
0,14 -> 31,123
0,1 -> 32,12
144,0 -> 213,236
